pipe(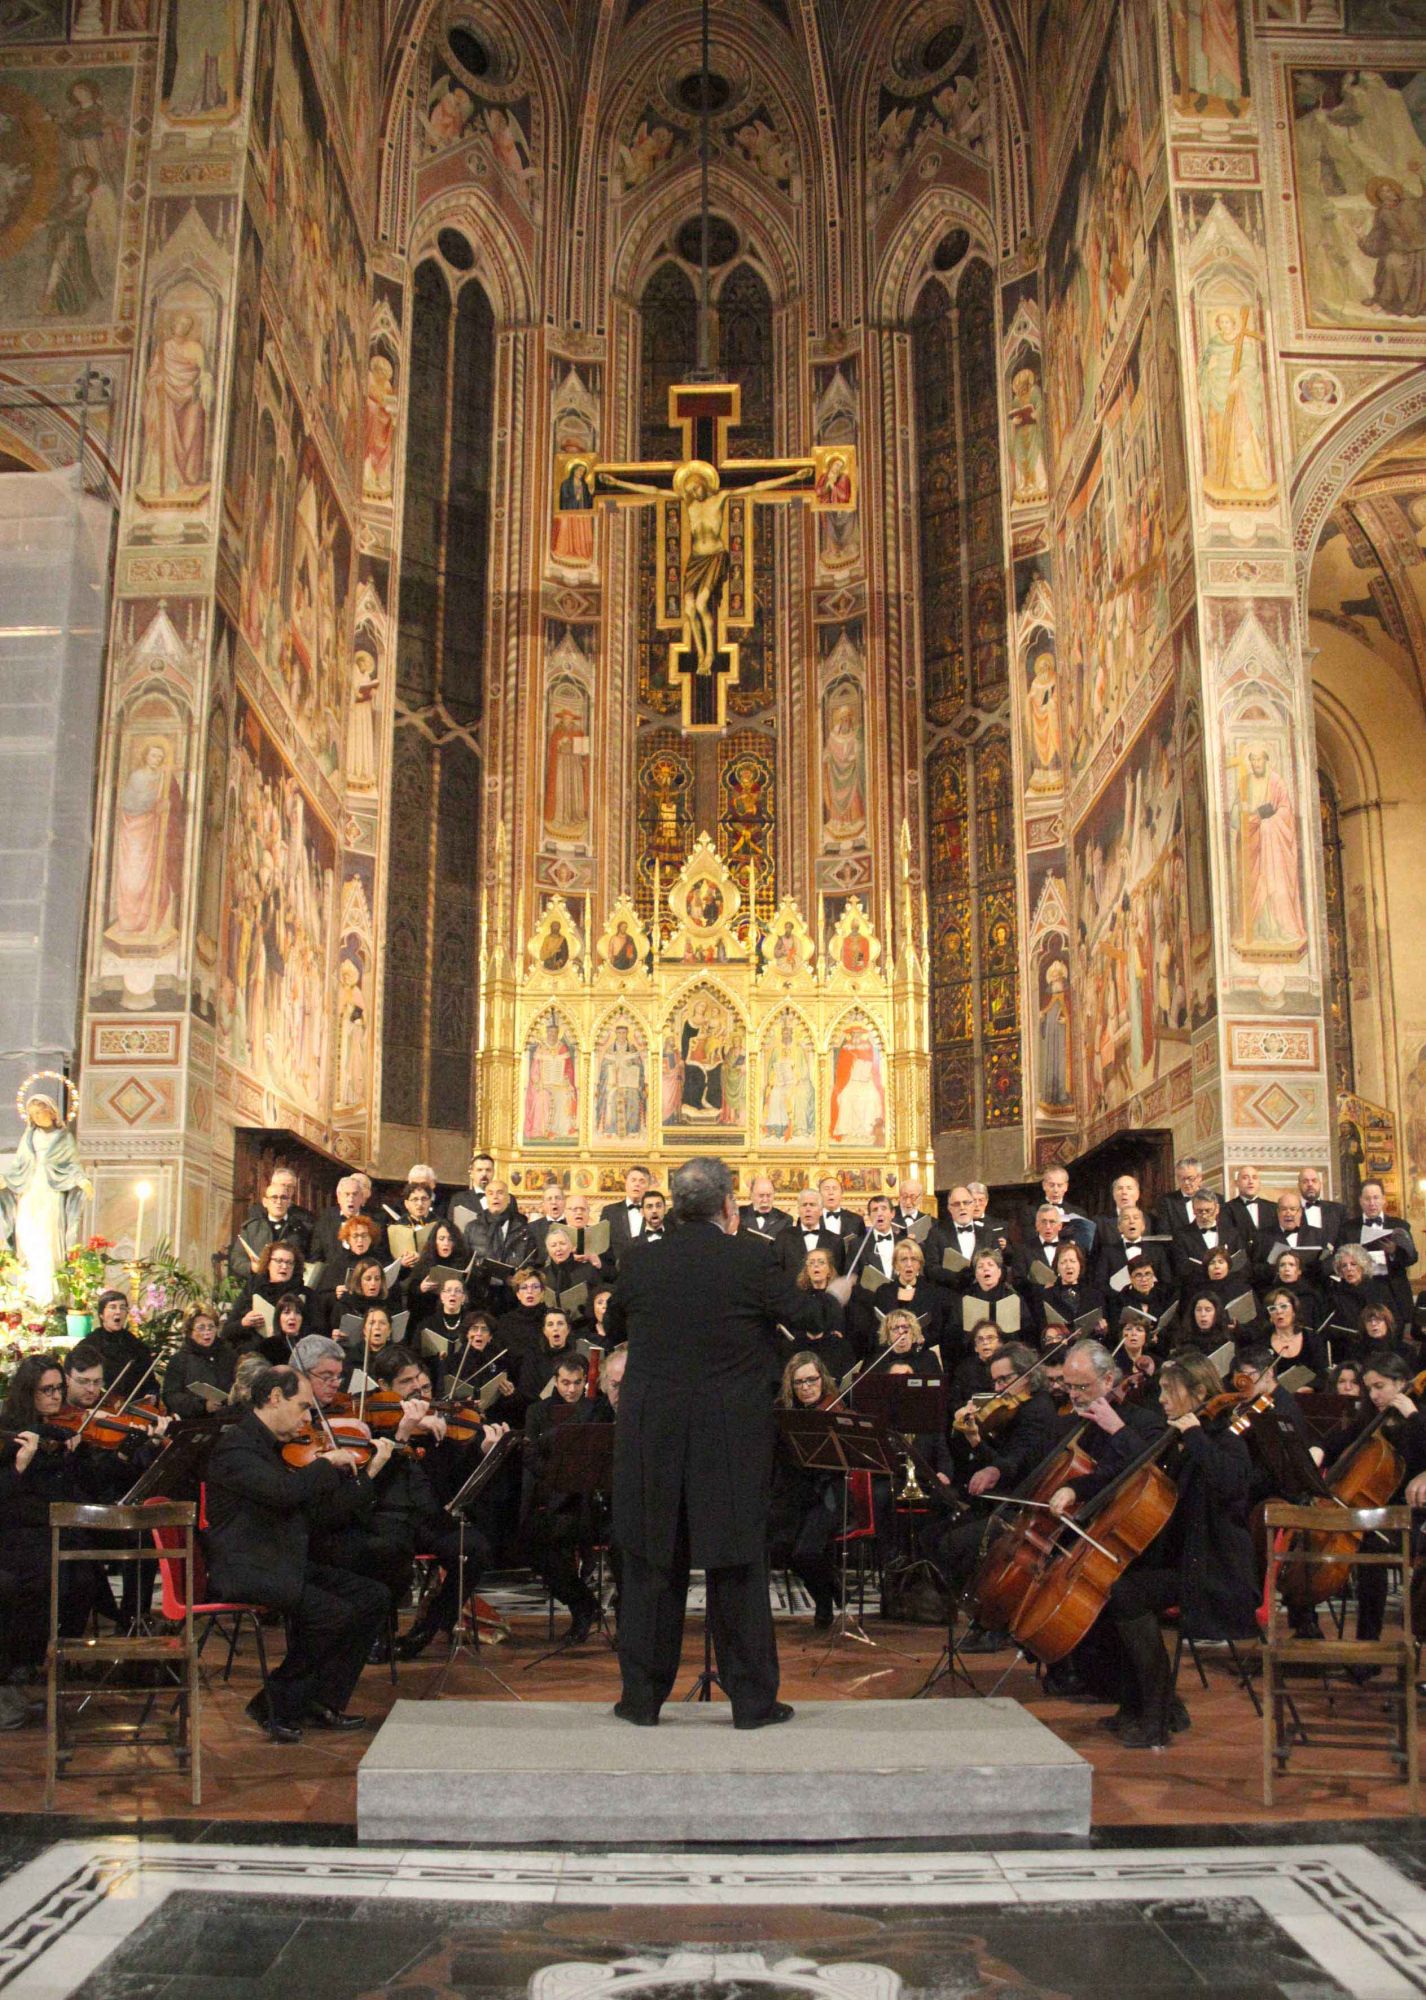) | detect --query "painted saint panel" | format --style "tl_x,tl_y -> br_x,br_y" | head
592,1015 -> 650,1147
662,988 -> 746,1133
217,698 -> 335,1113
828,1015 -> 887,1148
759,1011 -> 817,1147
0,65 -> 133,326
1071,691 -> 1191,1126
1290,68 -> 1426,329
522,1009 -> 580,1146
